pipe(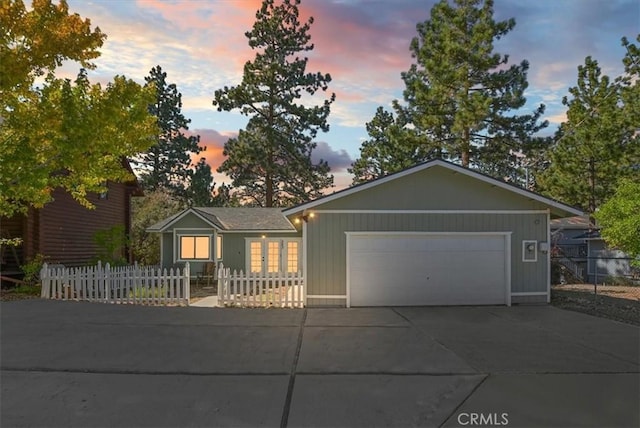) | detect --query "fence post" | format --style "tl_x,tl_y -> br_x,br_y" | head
217,263 -> 223,306
104,262 -> 111,303
184,262 -> 190,305
40,263 -> 49,298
